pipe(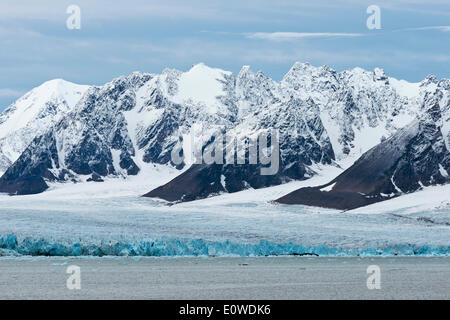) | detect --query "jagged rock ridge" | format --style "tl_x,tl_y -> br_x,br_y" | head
276,78 -> 450,210
0,62 -> 434,198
